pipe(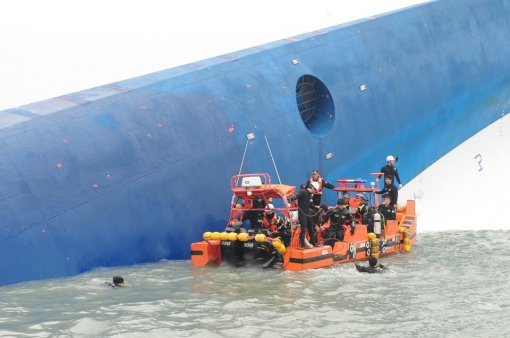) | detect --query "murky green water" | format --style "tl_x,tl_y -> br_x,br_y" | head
1,231 -> 509,337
